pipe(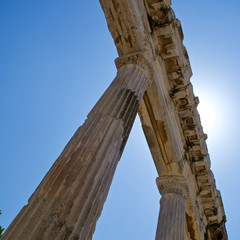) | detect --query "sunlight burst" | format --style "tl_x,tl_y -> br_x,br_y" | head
197,94 -> 224,140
